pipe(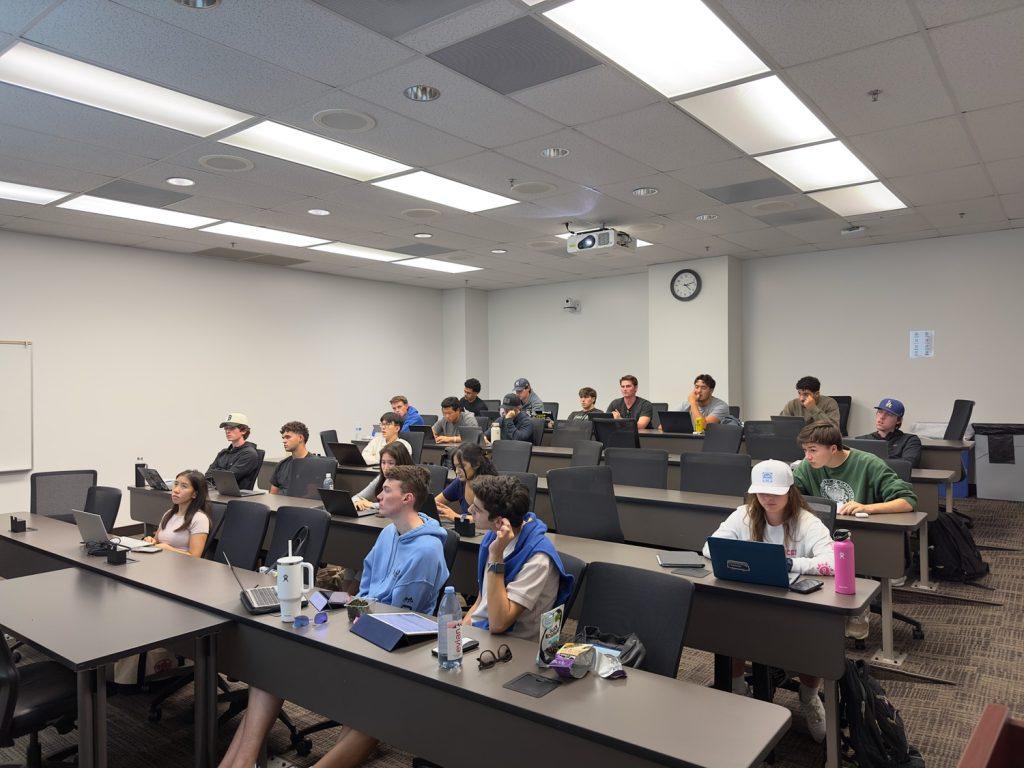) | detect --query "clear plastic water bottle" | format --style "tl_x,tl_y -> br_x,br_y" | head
354,425 -> 363,442
437,586 -> 463,670
322,473 -> 334,491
